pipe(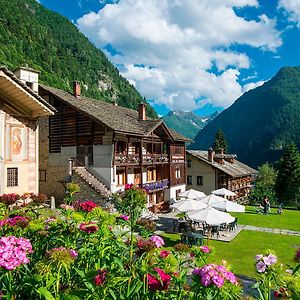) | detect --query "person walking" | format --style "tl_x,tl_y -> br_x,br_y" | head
263,196 -> 269,215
